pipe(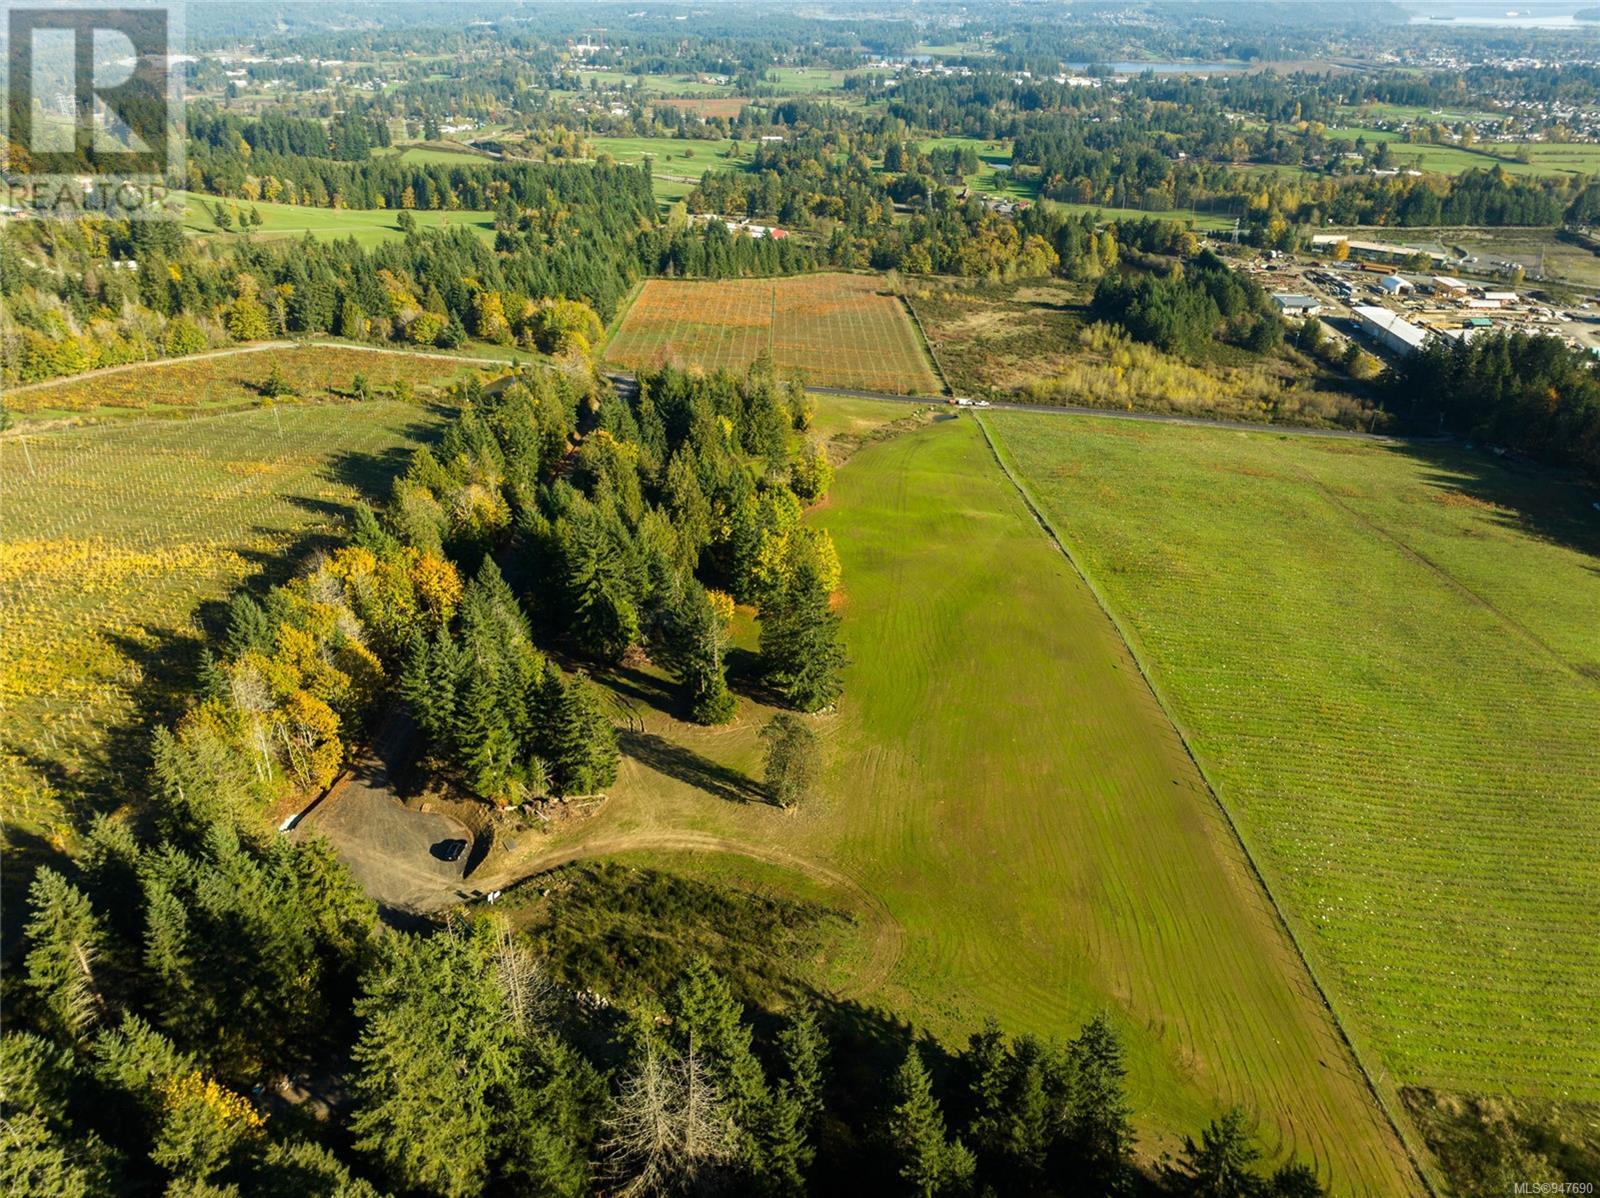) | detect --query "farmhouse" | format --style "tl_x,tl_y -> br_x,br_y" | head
1353,304 -> 1432,356
1272,293 -> 1322,317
